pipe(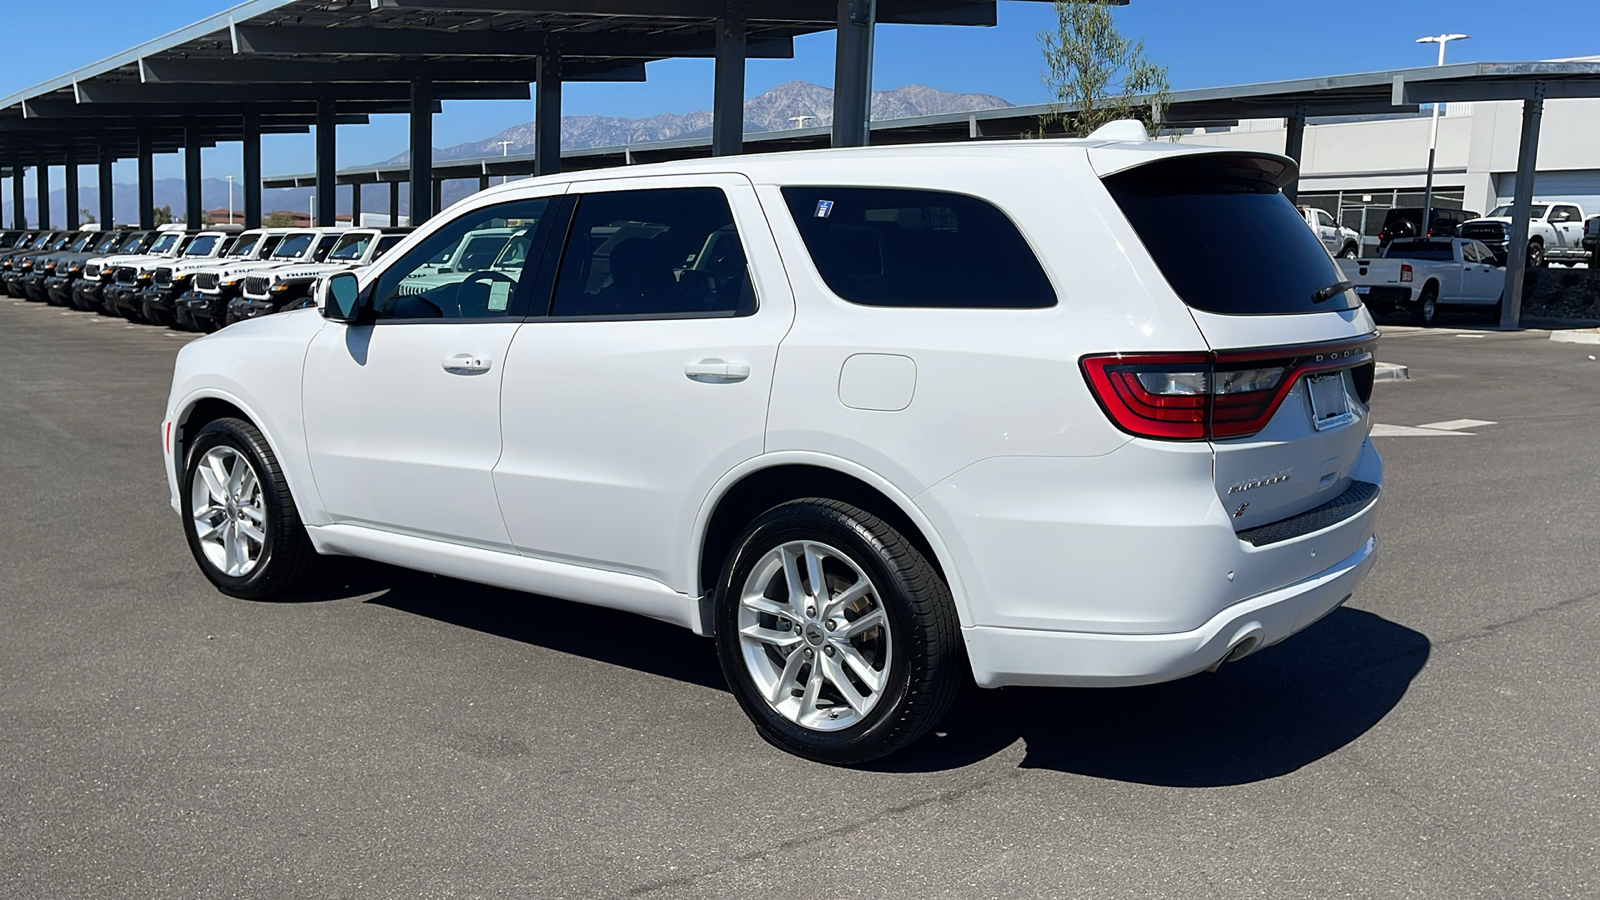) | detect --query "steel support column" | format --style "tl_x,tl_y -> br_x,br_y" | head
184,126 -> 204,227
479,172 -> 490,192
389,181 -> 400,226
351,181 -> 362,227
832,0 -> 876,148
409,78 -> 434,224
243,110 -> 262,229
315,96 -> 337,227
432,178 -> 443,216
137,133 -> 155,229
65,150 -> 80,230
535,46 -> 563,176
1283,103 -> 1307,205
11,165 -> 24,229
1501,85 -> 1546,331
713,0 -> 748,156
36,159 -> 50,230
98,145 -> 115,227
